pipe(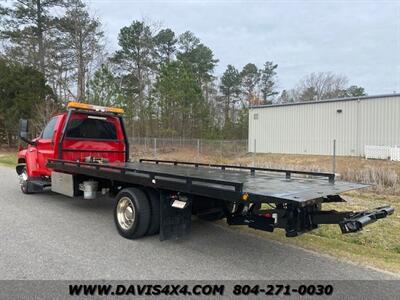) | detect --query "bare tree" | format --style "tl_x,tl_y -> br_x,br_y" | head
32,97 -> 61,133
297,72 -> 348,101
